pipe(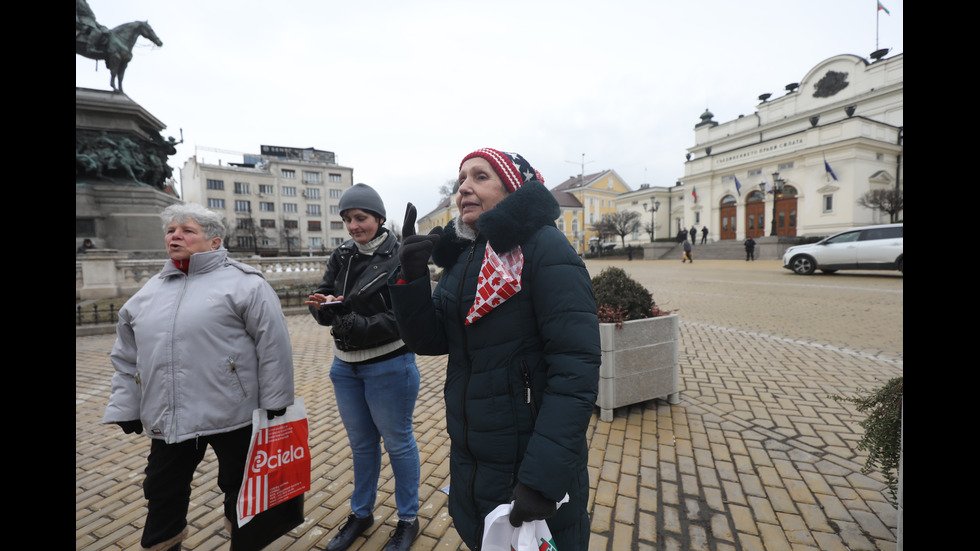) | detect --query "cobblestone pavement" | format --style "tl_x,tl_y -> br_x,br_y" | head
76,260 -> 903,551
